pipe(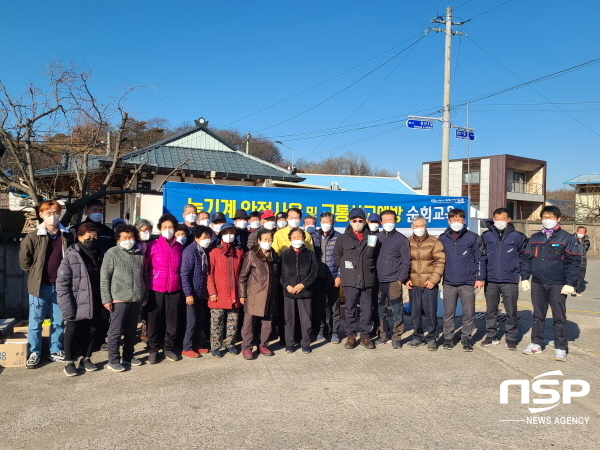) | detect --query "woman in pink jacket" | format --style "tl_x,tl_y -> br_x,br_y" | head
145,213 -> 184,364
